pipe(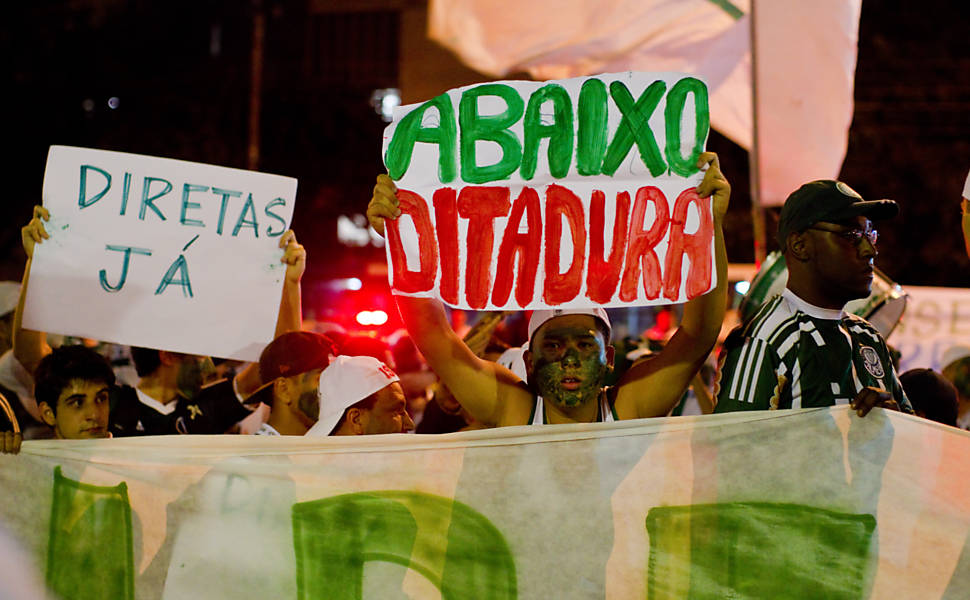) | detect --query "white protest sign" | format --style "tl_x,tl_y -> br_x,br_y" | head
381,72 -> 715,310
24,146 -> 297,361
891,285 -> 970,372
